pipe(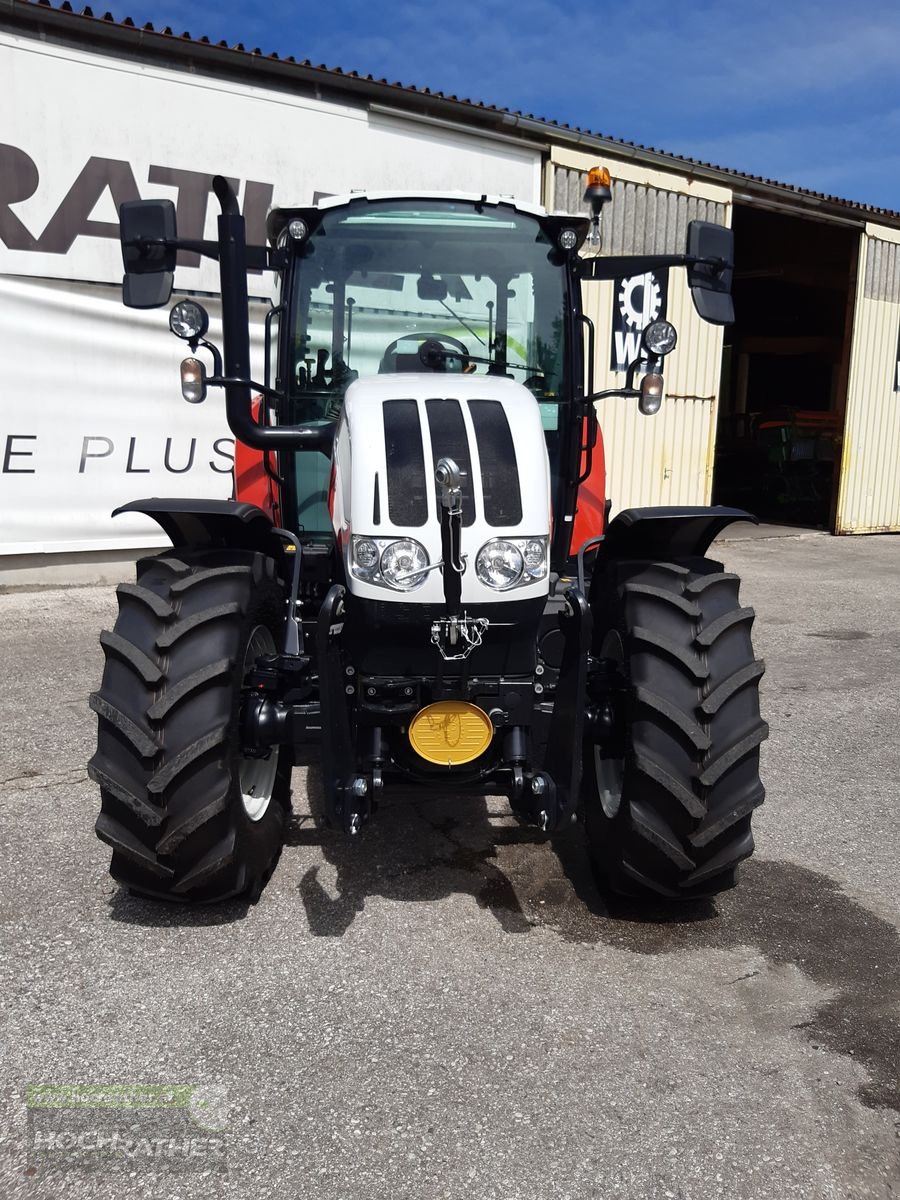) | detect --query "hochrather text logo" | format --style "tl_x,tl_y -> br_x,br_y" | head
26,1084 -> 229,1175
